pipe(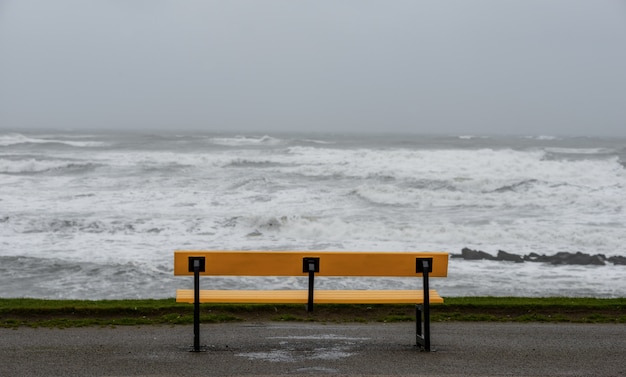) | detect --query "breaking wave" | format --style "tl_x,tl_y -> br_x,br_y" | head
209,135 -> 284,146
0,158 -> 101,175
0,133 -> 108,147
